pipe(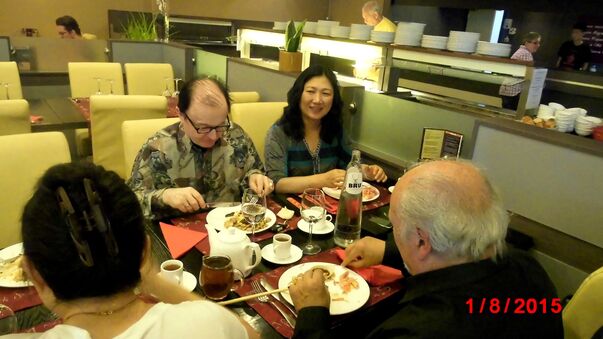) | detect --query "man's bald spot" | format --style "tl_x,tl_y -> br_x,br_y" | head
190,79 -> 228,111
